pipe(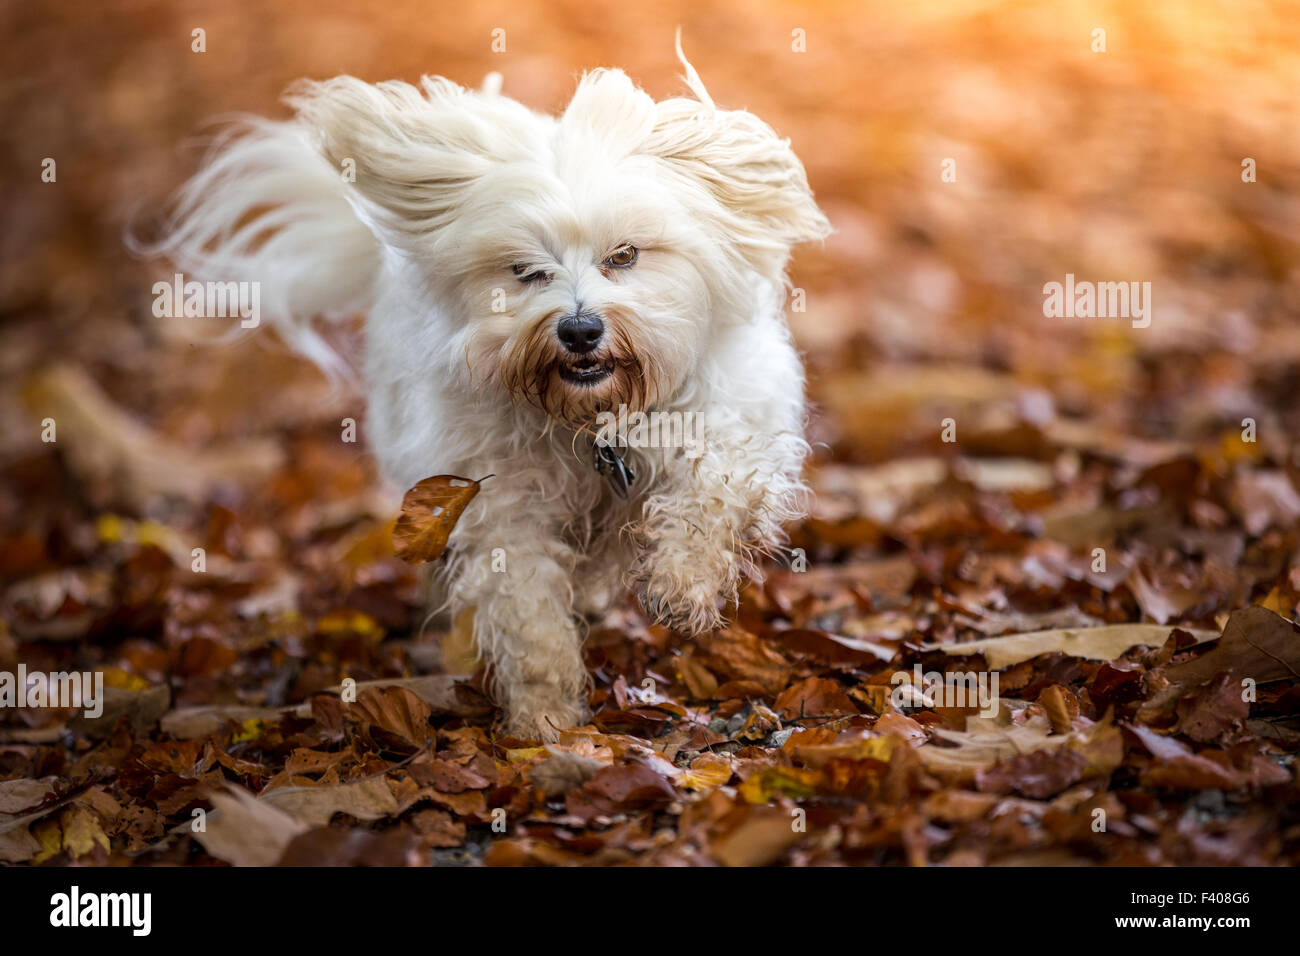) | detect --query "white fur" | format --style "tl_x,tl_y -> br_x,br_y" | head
147,47 -> 830,740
